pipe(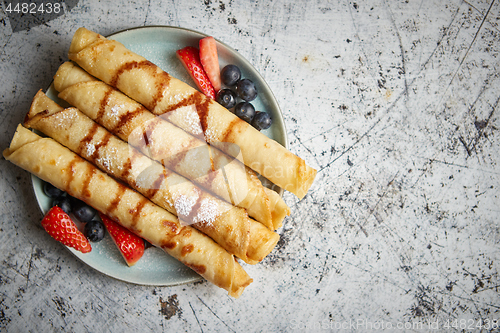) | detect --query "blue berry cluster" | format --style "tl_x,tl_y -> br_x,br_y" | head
216,65 -> 272,131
